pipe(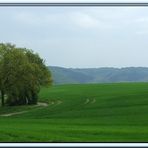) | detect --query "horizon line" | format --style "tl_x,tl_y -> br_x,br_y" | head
48,65 -> 148,69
